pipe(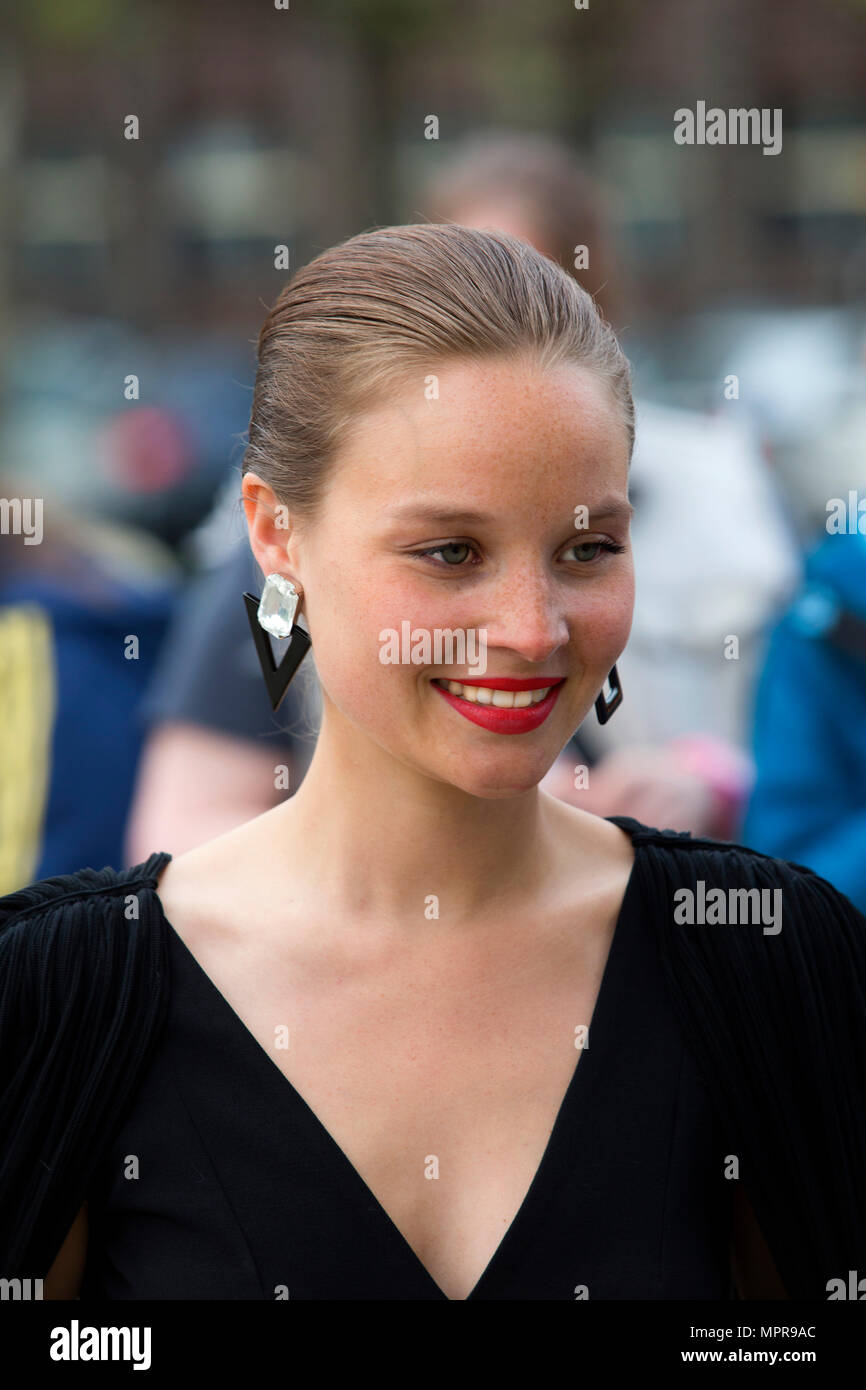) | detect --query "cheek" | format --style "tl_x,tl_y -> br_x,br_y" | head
304,566 -> 433,713
571,572 -> 635,657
